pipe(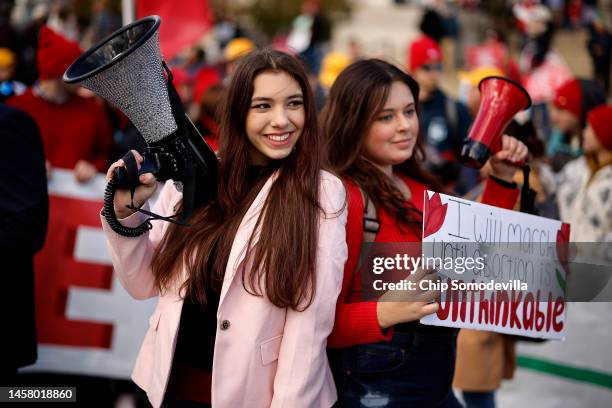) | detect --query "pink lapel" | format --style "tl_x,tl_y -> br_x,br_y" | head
217,172 -> 278,312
